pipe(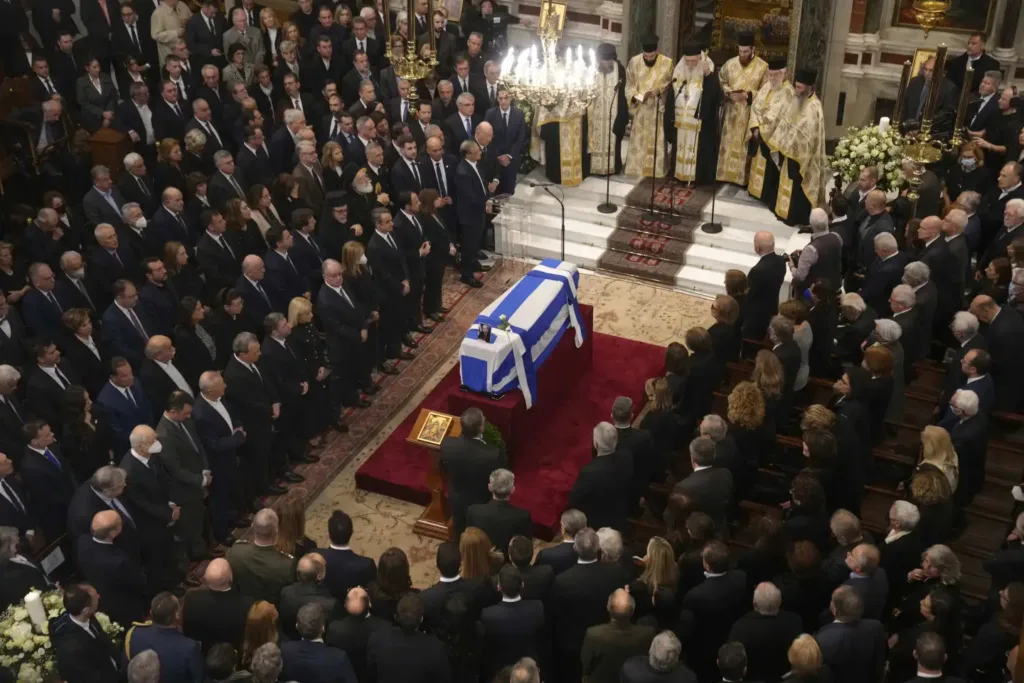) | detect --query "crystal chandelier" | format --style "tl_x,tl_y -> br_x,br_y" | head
500,35 -> 598,112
